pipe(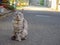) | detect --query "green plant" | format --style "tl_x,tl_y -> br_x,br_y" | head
6,5 -> 16,10
40,0 -> 44,5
